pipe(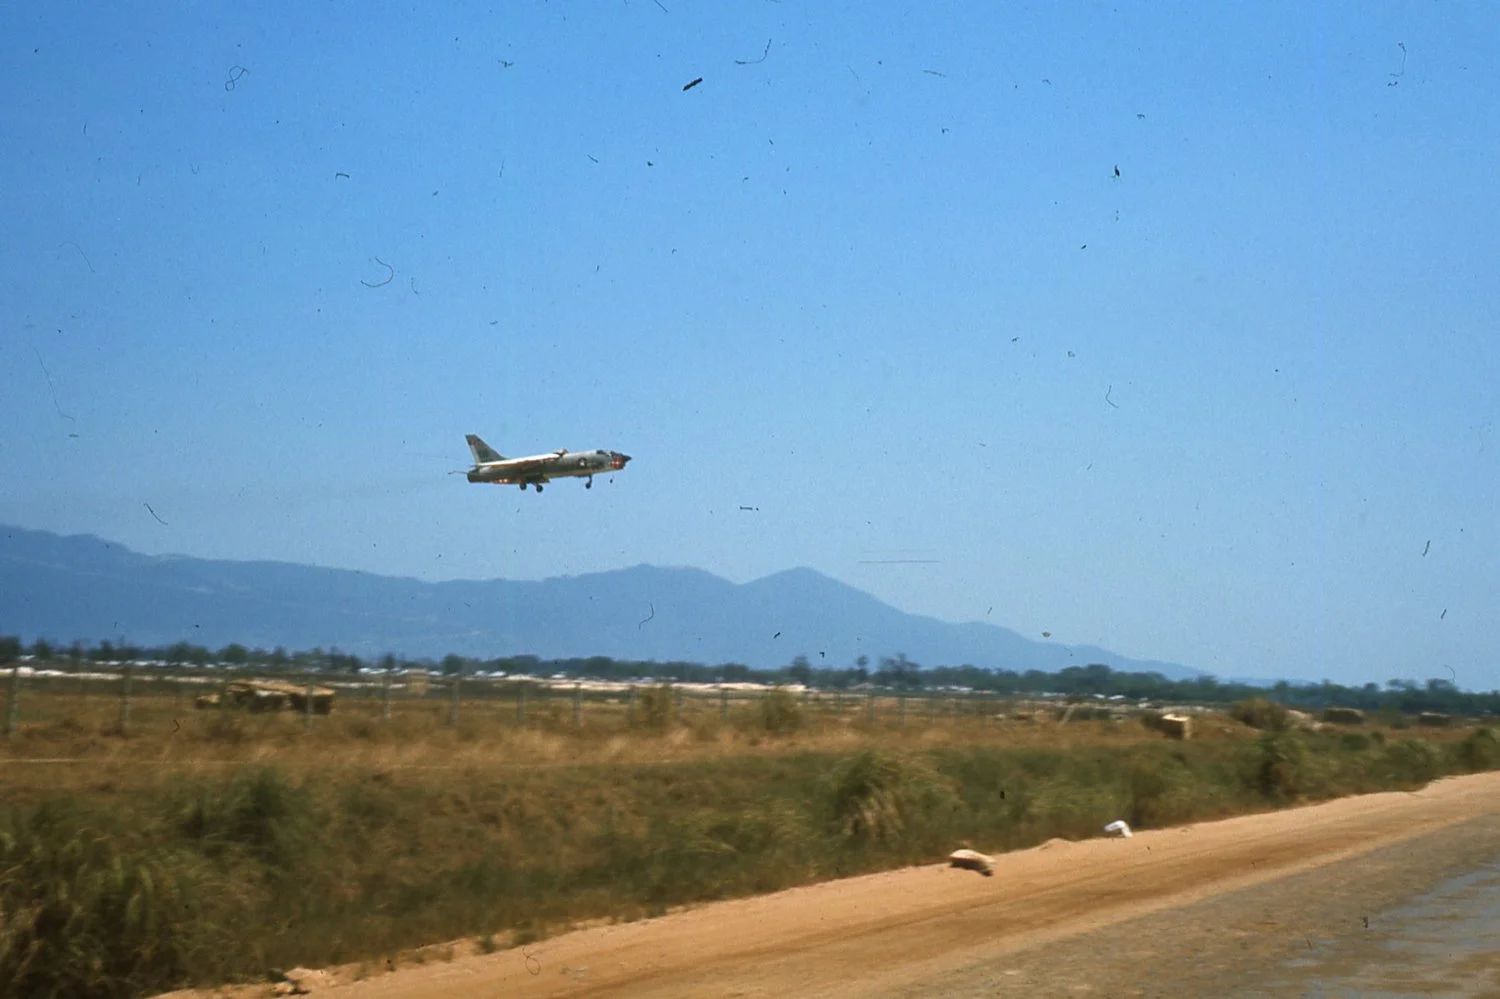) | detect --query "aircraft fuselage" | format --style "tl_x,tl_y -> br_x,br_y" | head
463,436 -> 631,492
